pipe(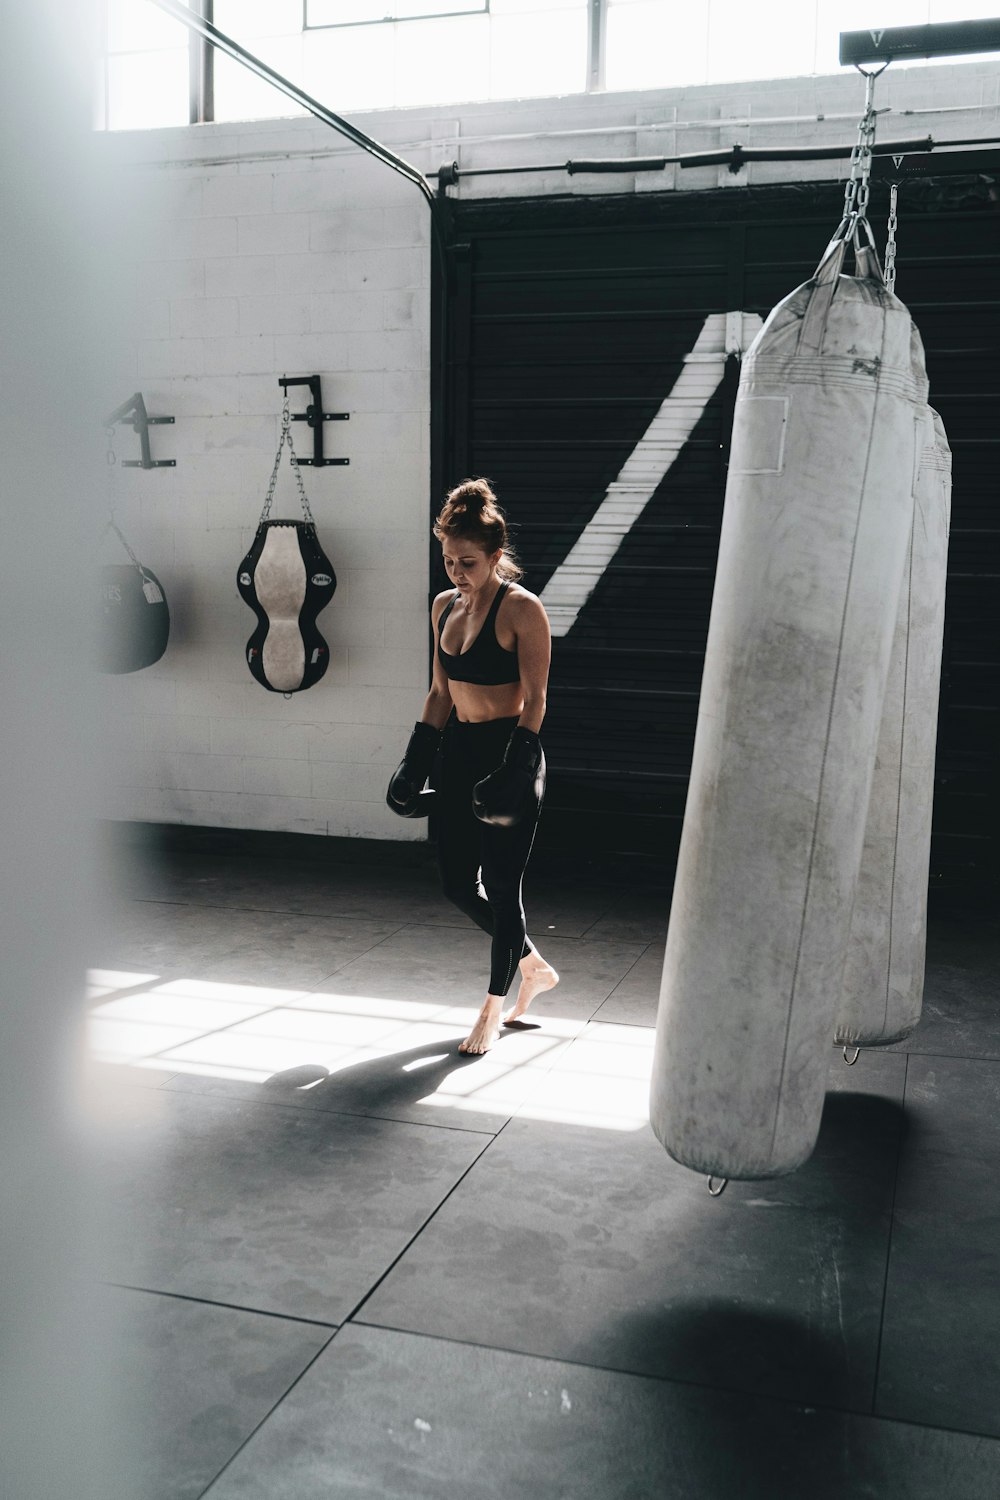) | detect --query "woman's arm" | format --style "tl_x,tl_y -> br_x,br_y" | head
419,591 -> 455,730
512,593 -> 551,735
